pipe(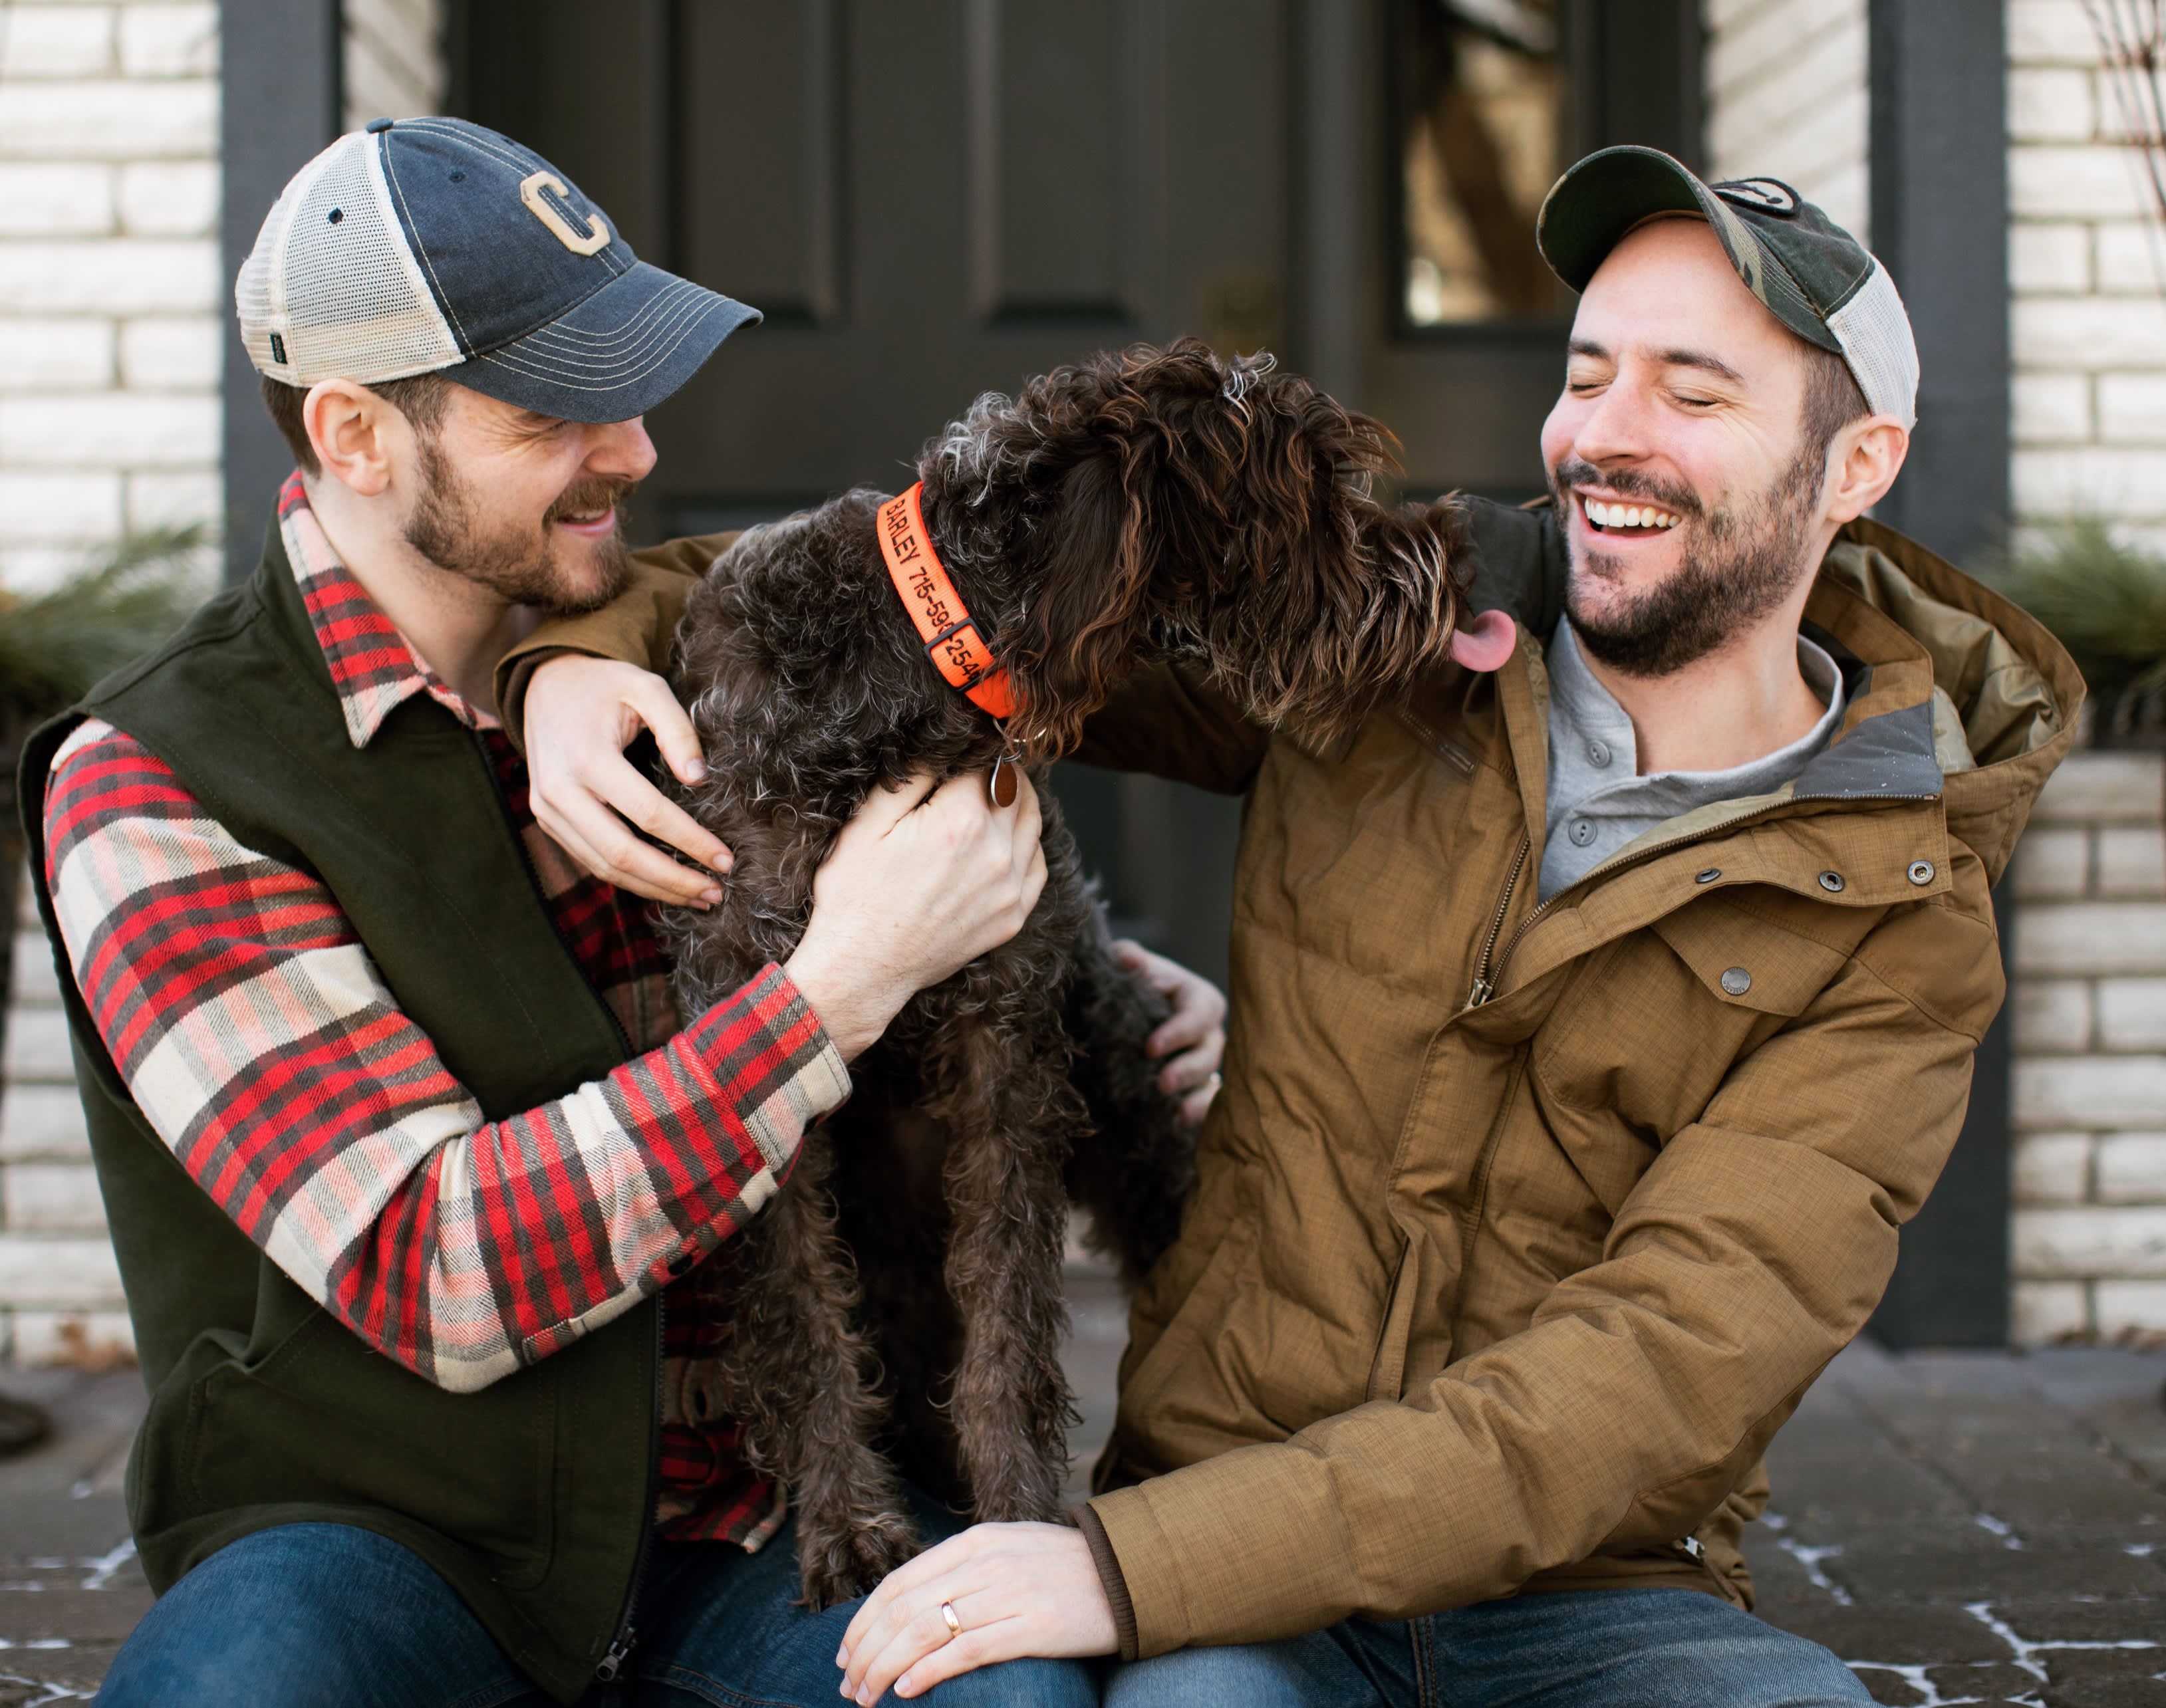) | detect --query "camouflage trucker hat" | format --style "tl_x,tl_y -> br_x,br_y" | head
1536,146 -> 1918,429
